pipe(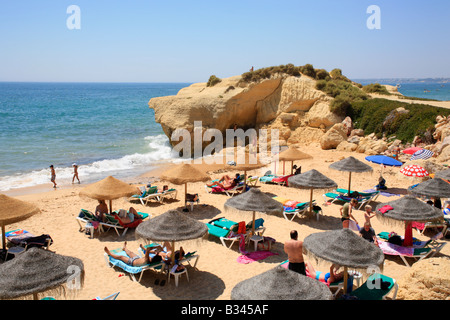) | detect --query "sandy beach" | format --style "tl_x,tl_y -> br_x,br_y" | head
2,142 -> 449,301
